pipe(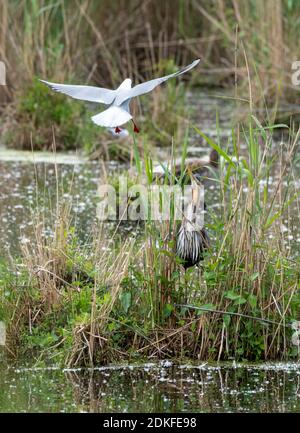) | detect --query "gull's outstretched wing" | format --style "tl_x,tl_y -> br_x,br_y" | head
40,80 -> 115,104
116,59 -> 200,105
